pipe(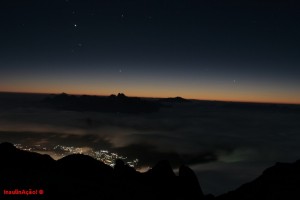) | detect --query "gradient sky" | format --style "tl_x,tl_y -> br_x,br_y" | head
1,0 -> 299,104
